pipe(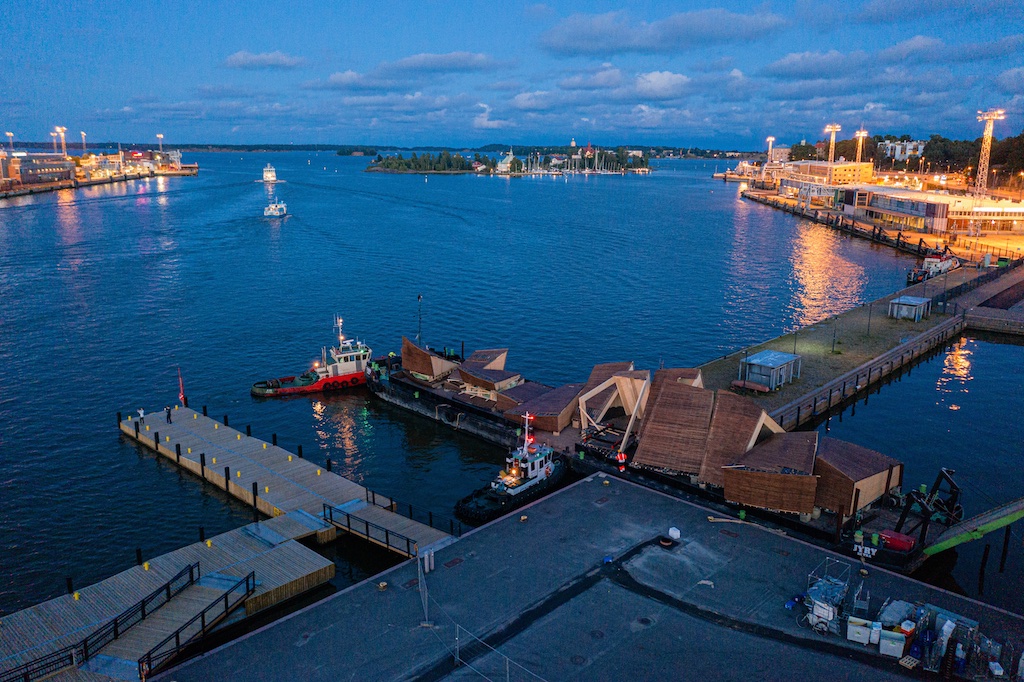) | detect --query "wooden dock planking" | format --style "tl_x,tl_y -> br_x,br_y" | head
0,518 -> 334,676
118,407 -> 449,553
